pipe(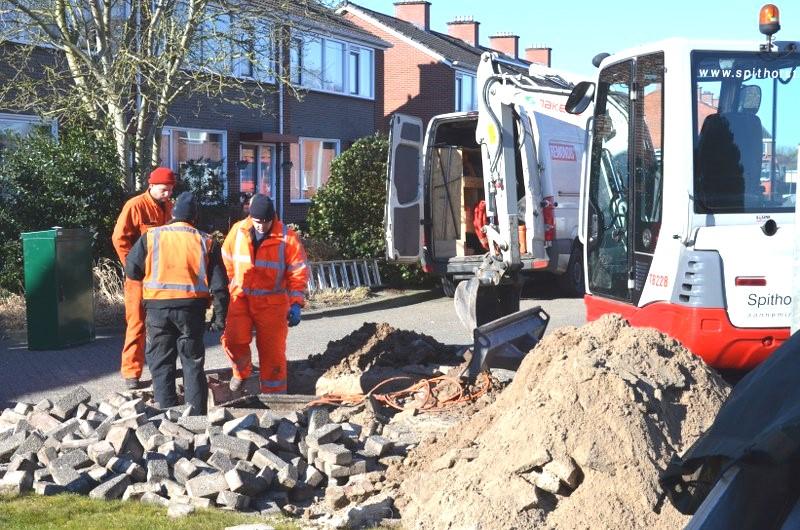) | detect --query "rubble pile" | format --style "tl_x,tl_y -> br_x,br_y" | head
395,315 -> 732,529
0,386 -> 406,528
